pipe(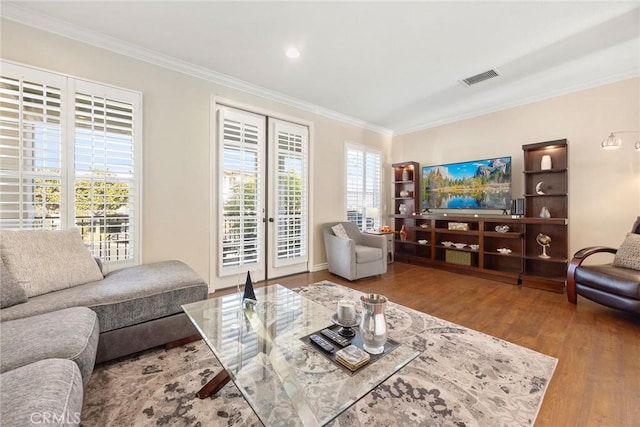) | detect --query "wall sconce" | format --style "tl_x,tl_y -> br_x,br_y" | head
601,131 -> 640,151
